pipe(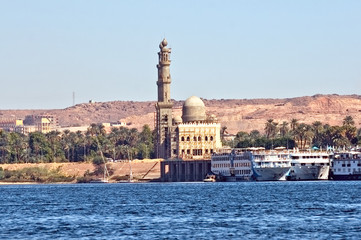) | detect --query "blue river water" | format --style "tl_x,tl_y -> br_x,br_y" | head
1,181 -> 361,239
